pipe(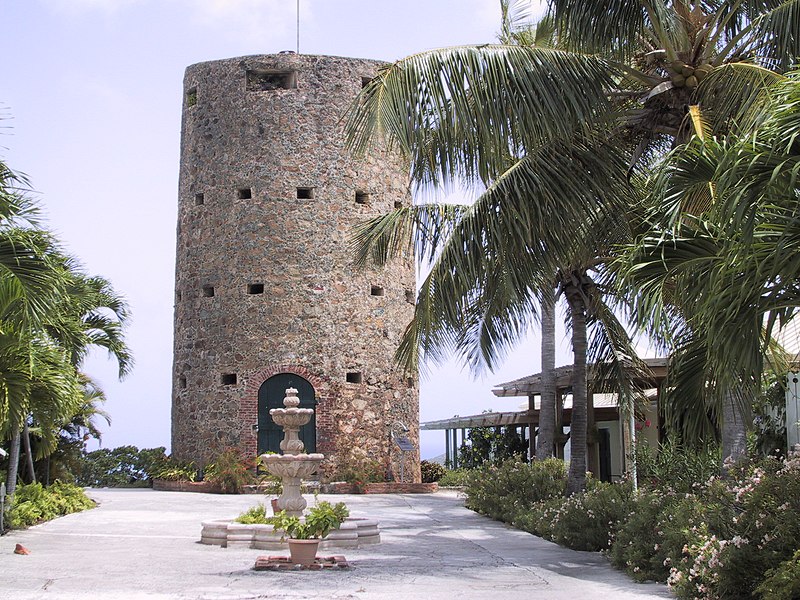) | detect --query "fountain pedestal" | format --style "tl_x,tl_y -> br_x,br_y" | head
260,388 -> 323,516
